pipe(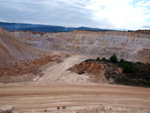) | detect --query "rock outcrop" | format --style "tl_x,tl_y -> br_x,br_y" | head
13,30 -> 150,63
